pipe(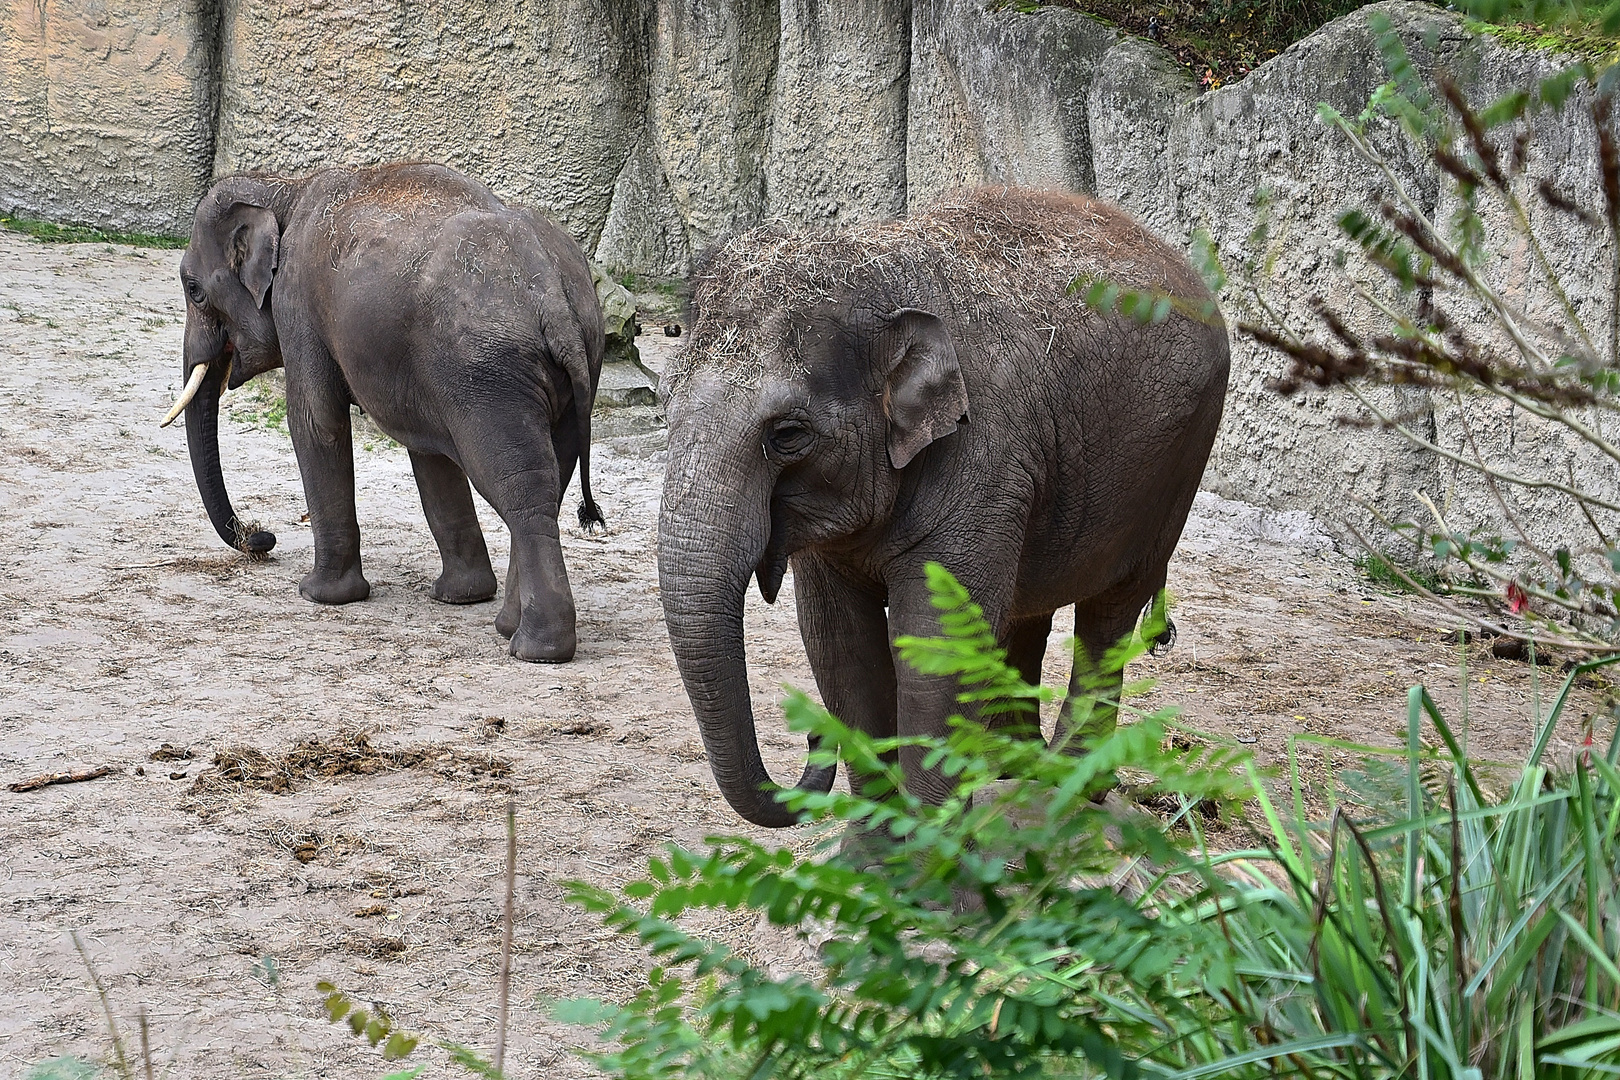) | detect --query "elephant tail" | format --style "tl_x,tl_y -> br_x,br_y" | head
566,338 -> 605,532
524,208 -> 605,533
544,304 -> 604,533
